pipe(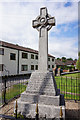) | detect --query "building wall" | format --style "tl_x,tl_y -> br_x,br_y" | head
0,46 -> 55,76
19,51 -> 38,74
0,46 -> 18,76
48,57 -> 55,70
